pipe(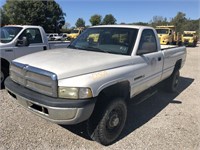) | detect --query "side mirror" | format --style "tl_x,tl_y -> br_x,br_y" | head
137,49 -> 148,55
16,36 -> 30,47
